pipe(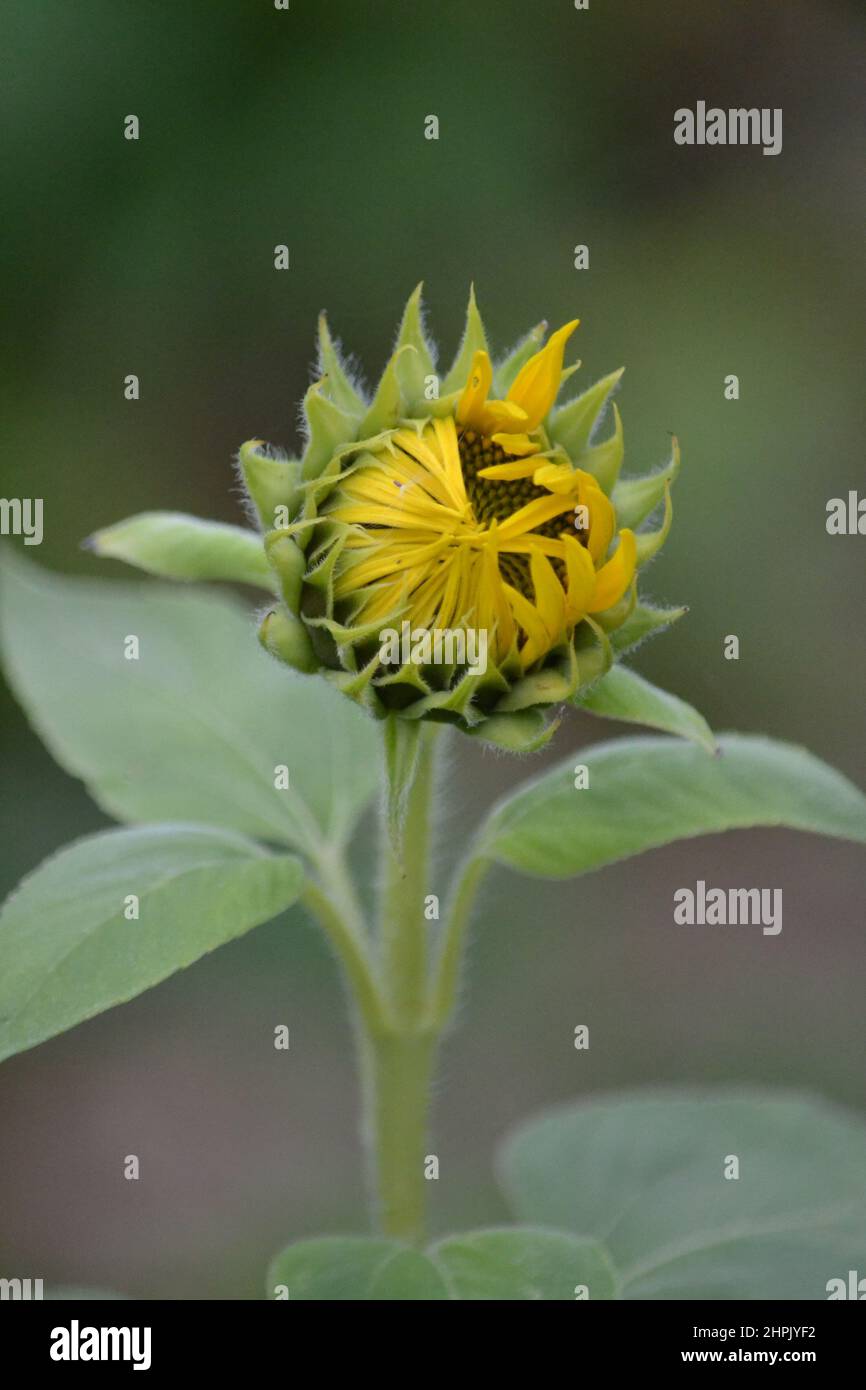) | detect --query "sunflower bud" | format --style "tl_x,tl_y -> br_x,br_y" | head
248,287 -> 681,750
